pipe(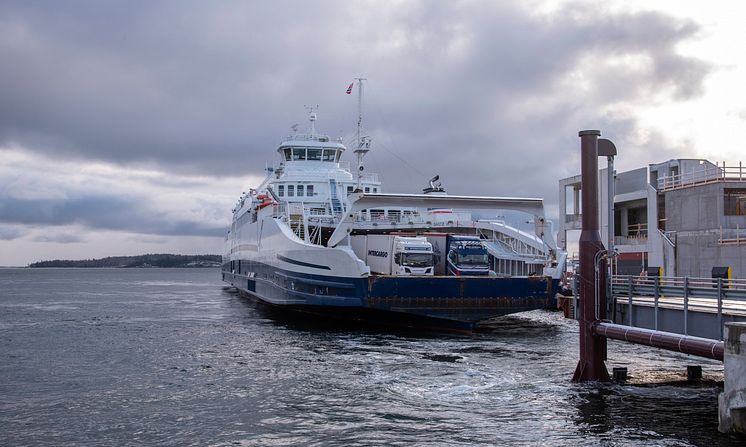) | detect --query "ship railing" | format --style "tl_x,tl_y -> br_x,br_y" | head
611,274 -> 746,340
657,162 -> 746,191
360,173 -> 379,183
272,202 -> 339,233
352,210 -> 472,227
336,162 -> 379,183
